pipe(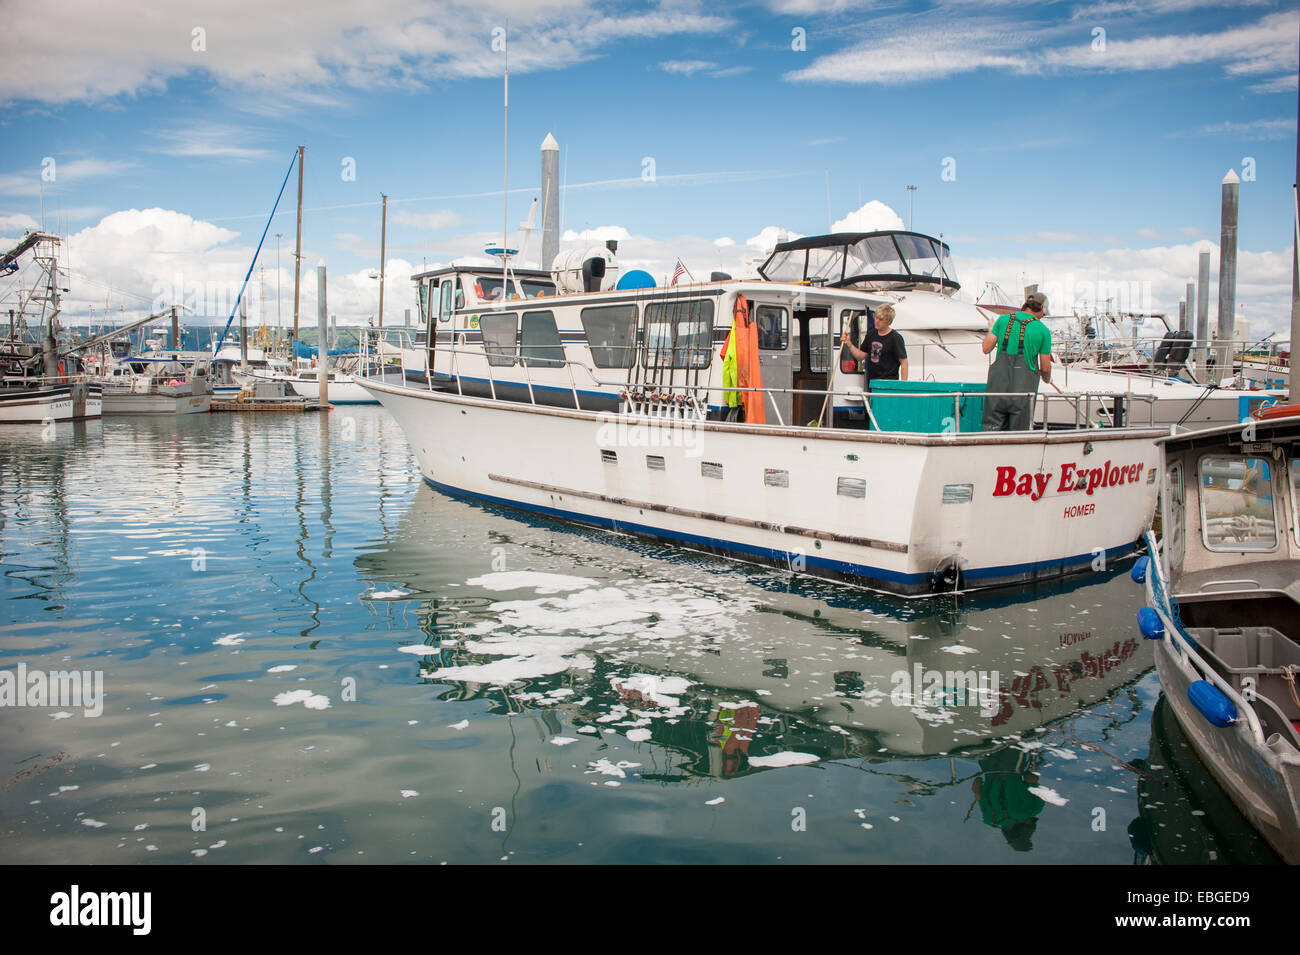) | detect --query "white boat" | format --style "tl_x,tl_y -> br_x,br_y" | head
0,378 -> 102,423
96,356 -> 211,415
359,234 -> 1166,597
1135,408 -> 1300,862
